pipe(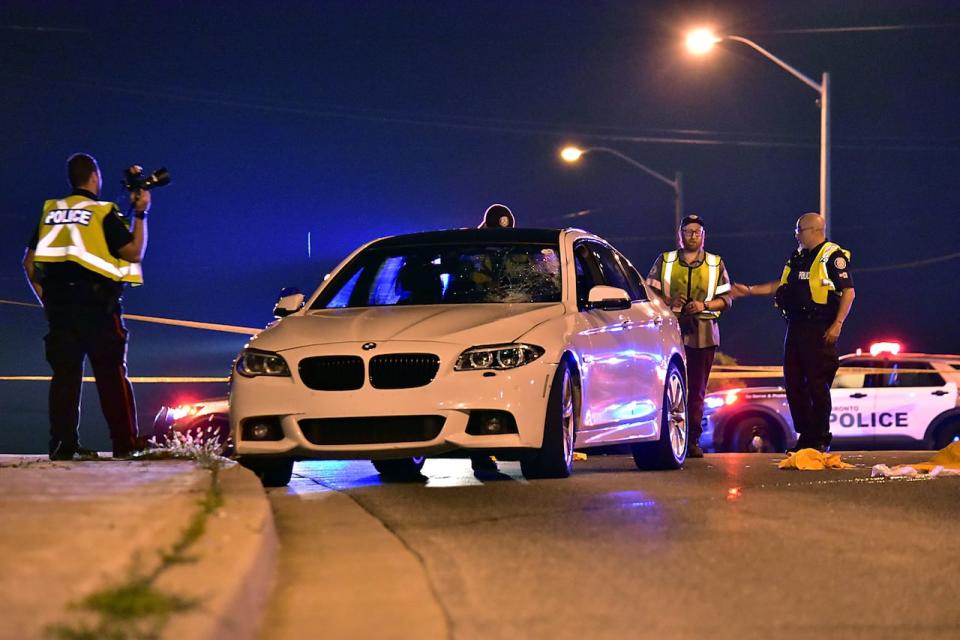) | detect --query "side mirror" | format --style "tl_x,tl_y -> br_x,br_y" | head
586,285 -> 631,311
273,286 -> 305,318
